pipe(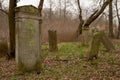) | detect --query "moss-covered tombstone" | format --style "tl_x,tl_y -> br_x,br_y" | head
88,31 -> 115,60
88,32 -> 102,60
15,5 -> 42,72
